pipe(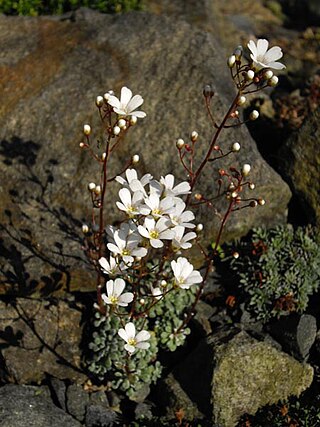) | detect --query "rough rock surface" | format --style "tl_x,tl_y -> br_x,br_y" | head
0,8 -> 291,295
171,328 -> 313,427
279,106 -> 320,225
0,384 -> 82,427
0,298 -> 86,384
